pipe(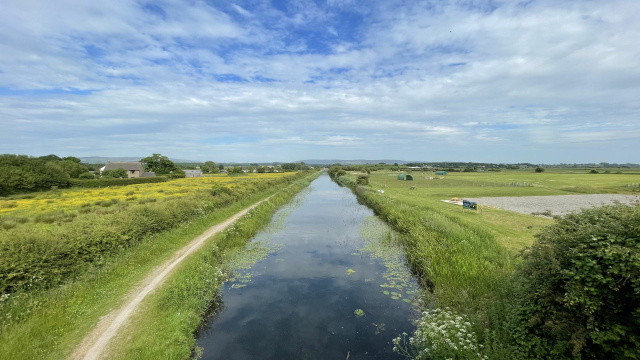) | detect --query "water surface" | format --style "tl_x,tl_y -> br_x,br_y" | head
196,175 -> 419,359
